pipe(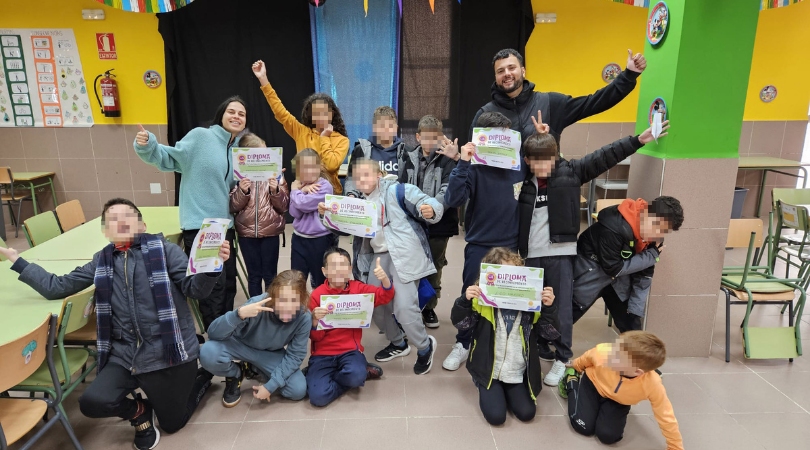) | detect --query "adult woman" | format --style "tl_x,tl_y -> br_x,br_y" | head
134,96 -> 246,330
